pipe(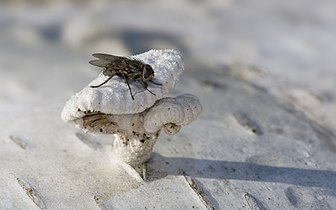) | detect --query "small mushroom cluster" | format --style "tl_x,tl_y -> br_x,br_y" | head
61,49 -> 201,179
